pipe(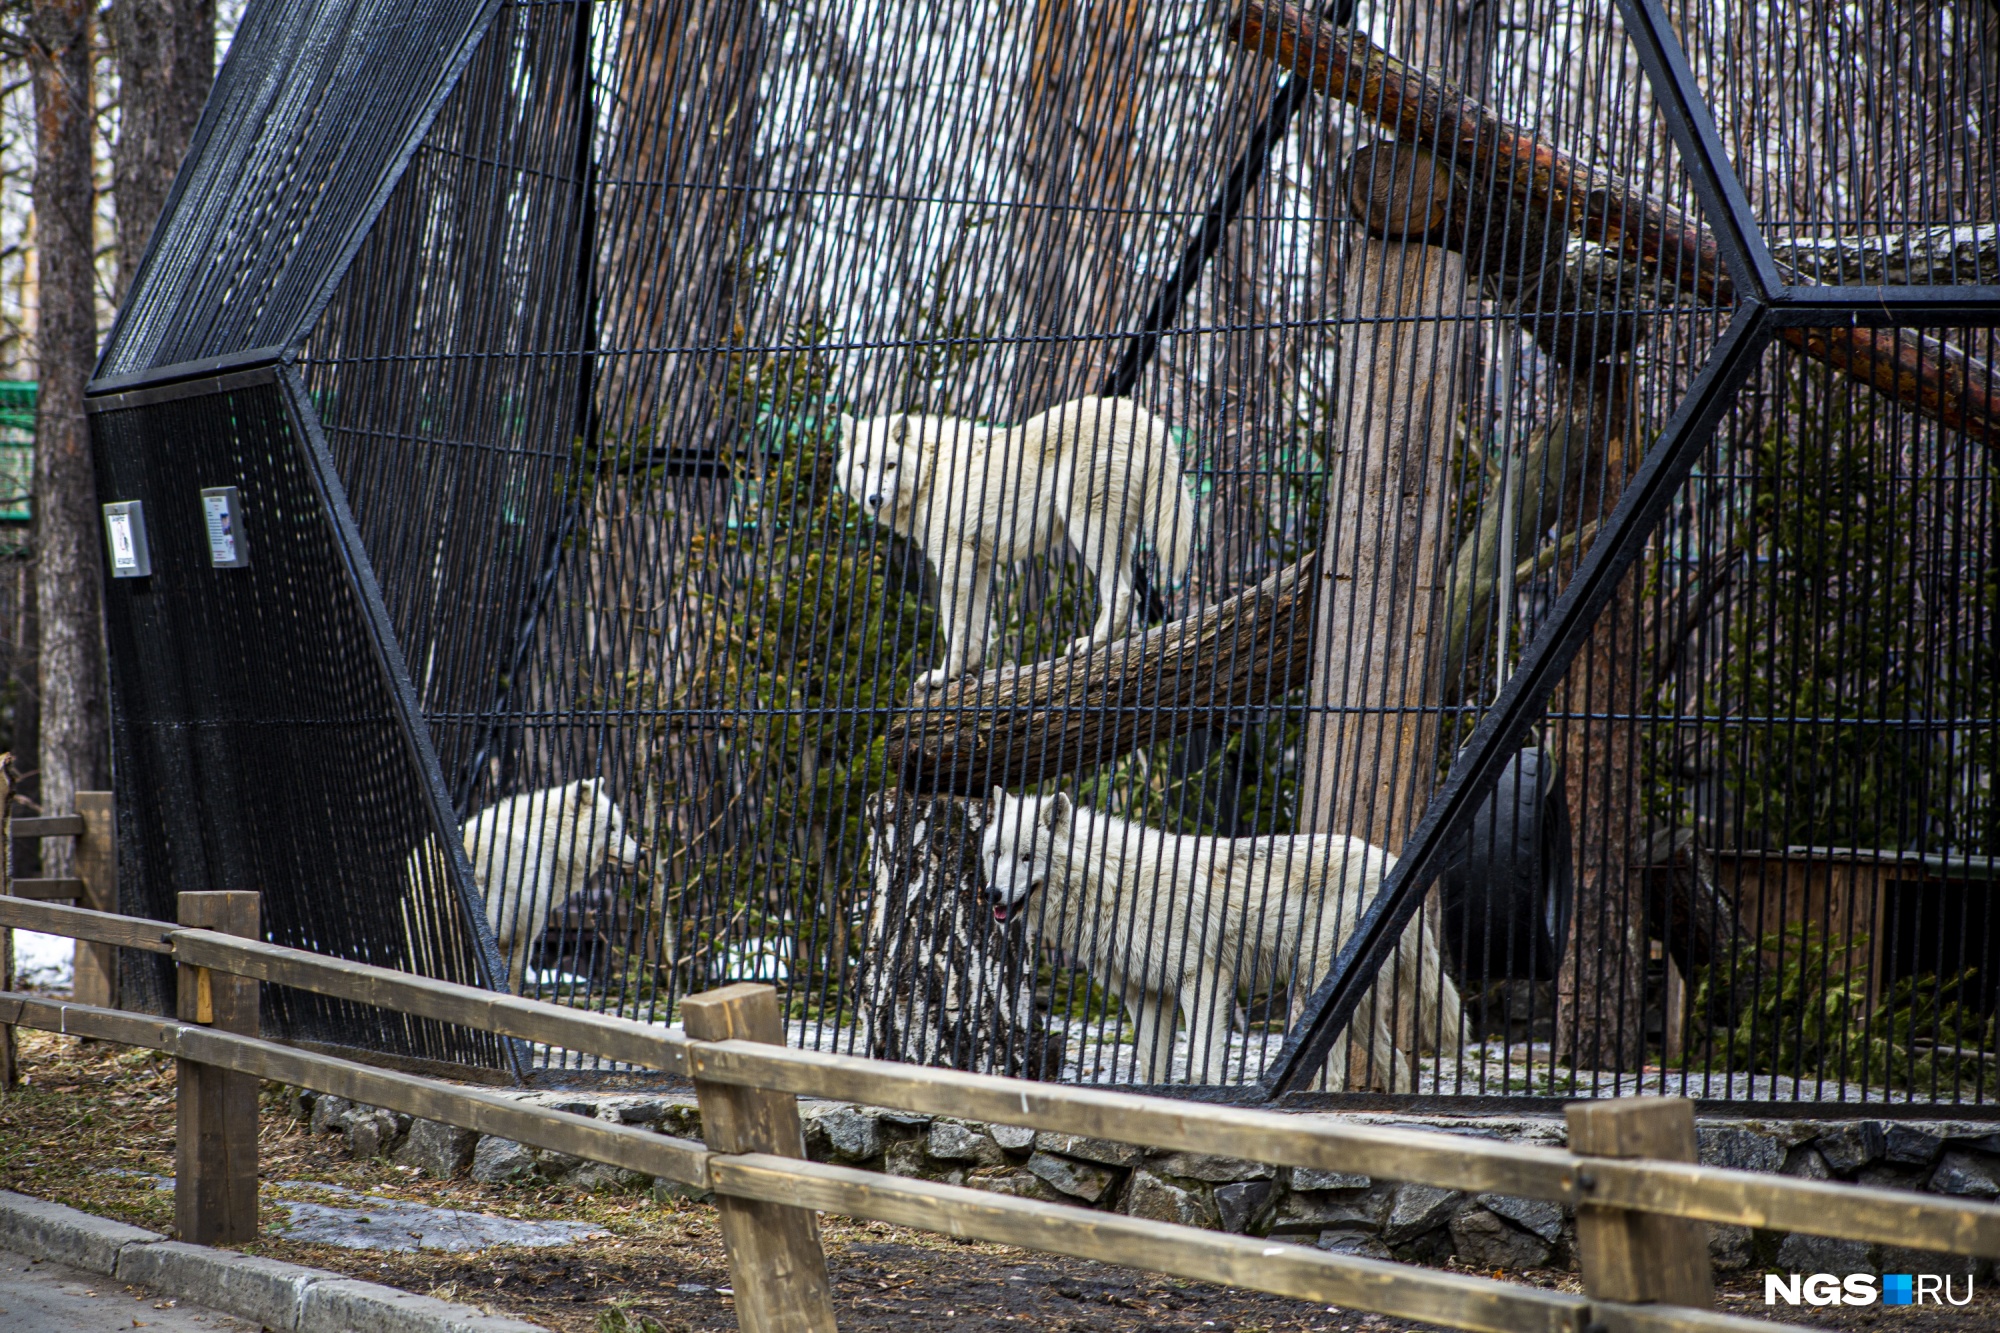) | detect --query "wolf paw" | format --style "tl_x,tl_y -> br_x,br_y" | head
914,666 -> 954,690
1067,634 -> 1103,658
